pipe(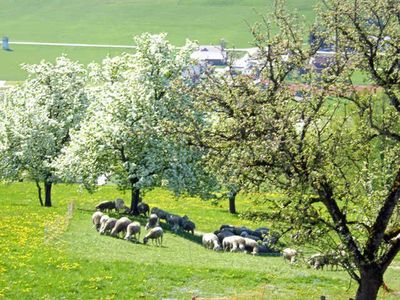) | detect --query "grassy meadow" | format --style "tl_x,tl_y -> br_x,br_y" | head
0,182 -> 399,299
0,0 -> 318,80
